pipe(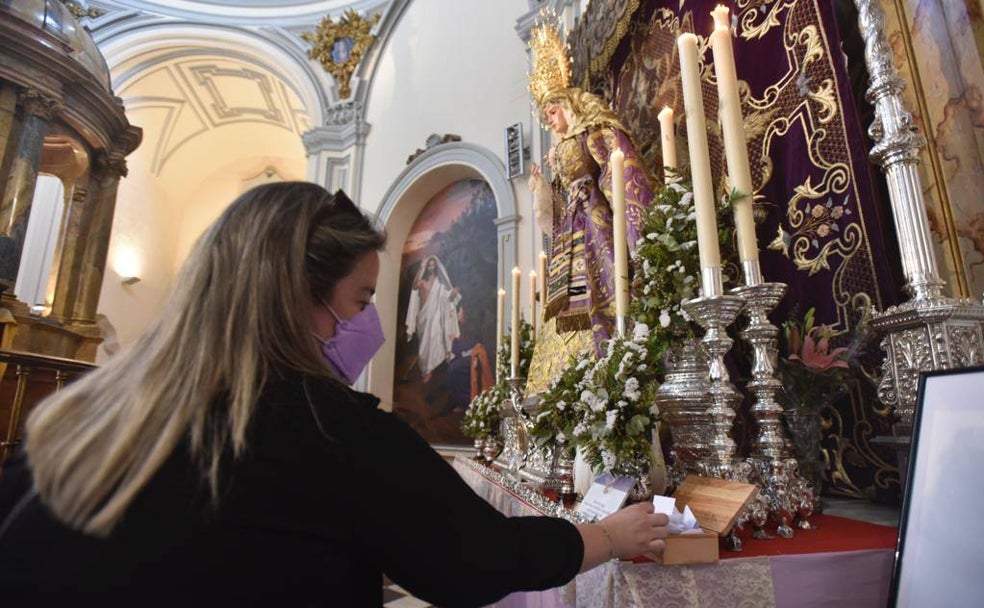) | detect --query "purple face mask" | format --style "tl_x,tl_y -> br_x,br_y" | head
316,303 -> 385,385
